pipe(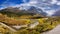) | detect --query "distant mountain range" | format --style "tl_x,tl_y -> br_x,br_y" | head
0,6 -> 47,17
52,9 -> 60,16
